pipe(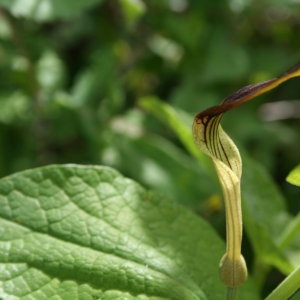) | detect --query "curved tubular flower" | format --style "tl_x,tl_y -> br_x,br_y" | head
192,62 -> 300,298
